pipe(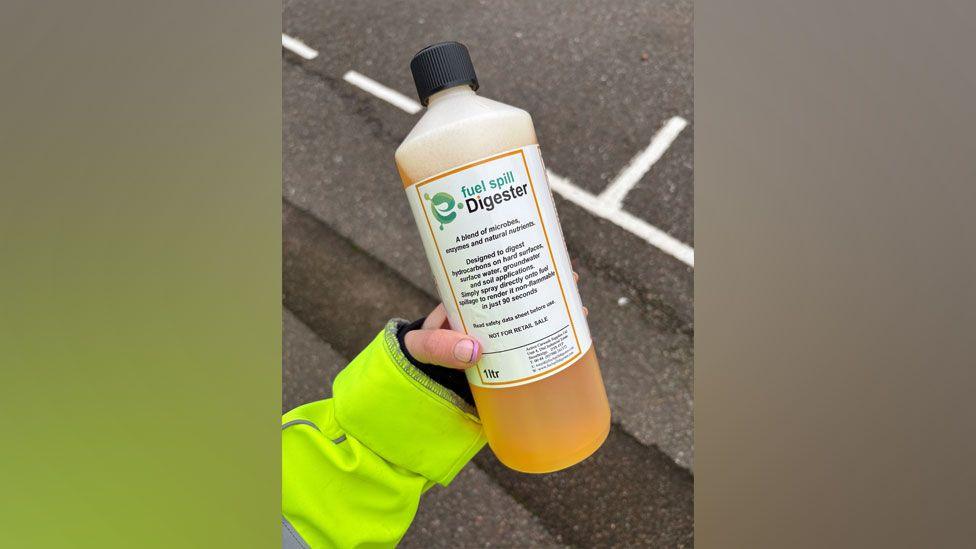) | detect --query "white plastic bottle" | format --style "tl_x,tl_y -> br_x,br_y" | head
395,42 -> 610,473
